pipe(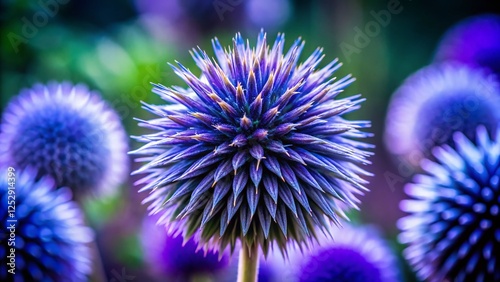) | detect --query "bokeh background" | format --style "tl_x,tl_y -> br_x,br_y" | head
1,0 -> 499,281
